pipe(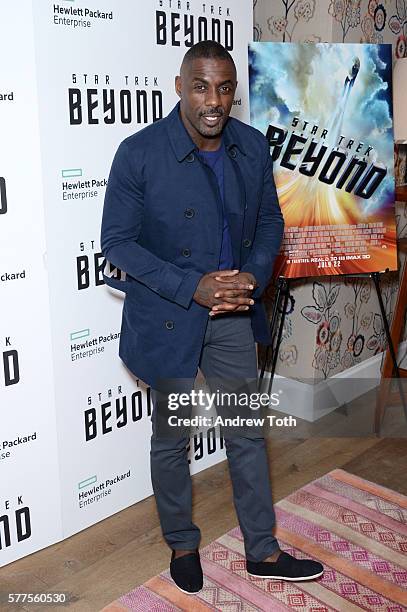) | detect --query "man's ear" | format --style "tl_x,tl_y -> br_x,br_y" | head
175,75 -> 182,98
